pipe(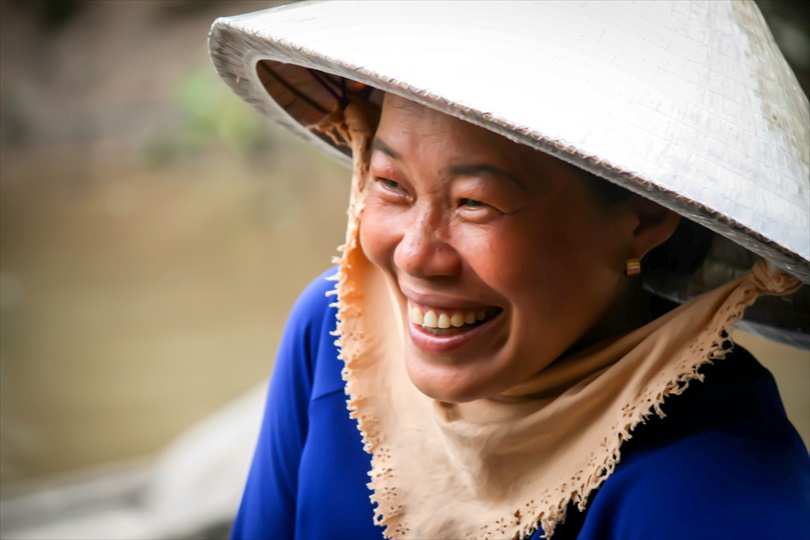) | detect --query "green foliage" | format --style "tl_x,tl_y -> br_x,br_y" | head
143,65 -> 275,165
